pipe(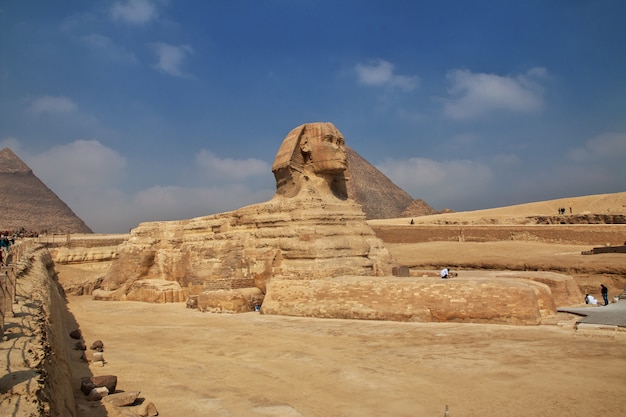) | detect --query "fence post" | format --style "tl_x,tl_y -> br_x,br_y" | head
9,266 -> 16,306
0,267 -> 14,320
